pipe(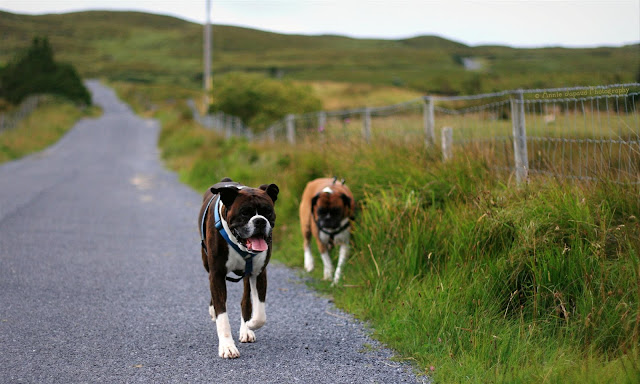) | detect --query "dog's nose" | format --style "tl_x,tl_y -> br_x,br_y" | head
252,217 -> 268,230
